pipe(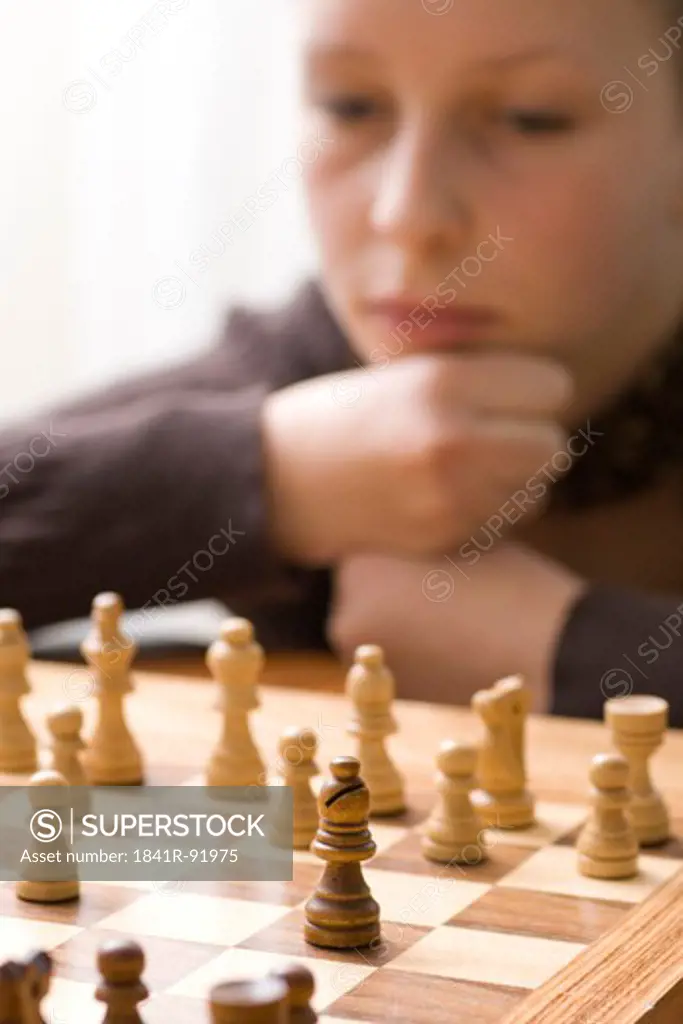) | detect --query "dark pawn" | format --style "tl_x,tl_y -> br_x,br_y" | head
96,939 -> 149,1023
268,963 -> 316,1024
304,756 -> 380,950
210,977 -> 289,1024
